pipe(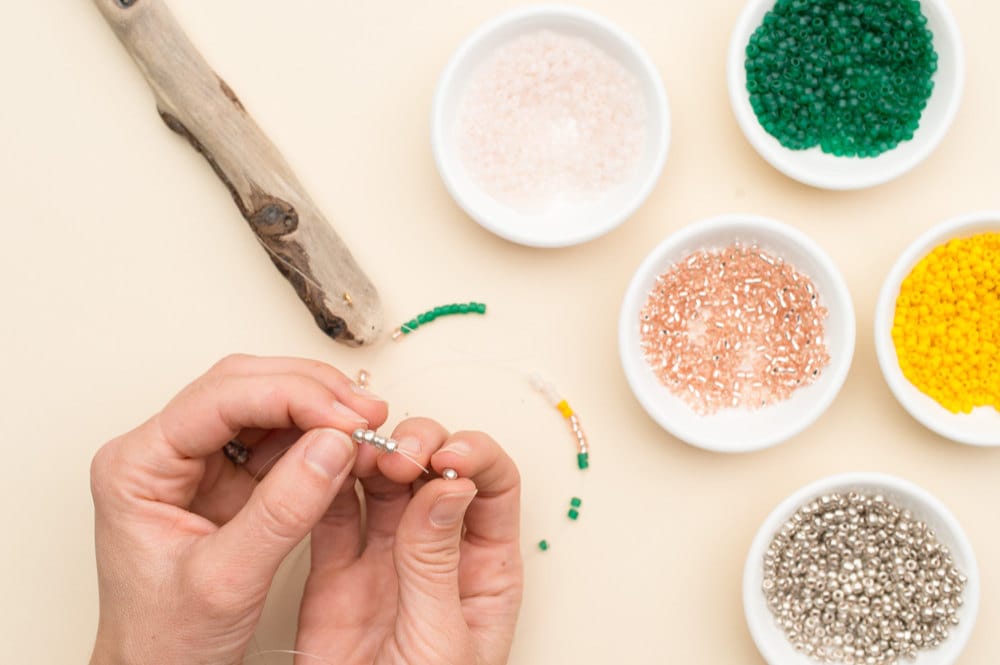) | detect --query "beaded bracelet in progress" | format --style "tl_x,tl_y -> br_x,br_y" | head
392,302 -> 487,340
